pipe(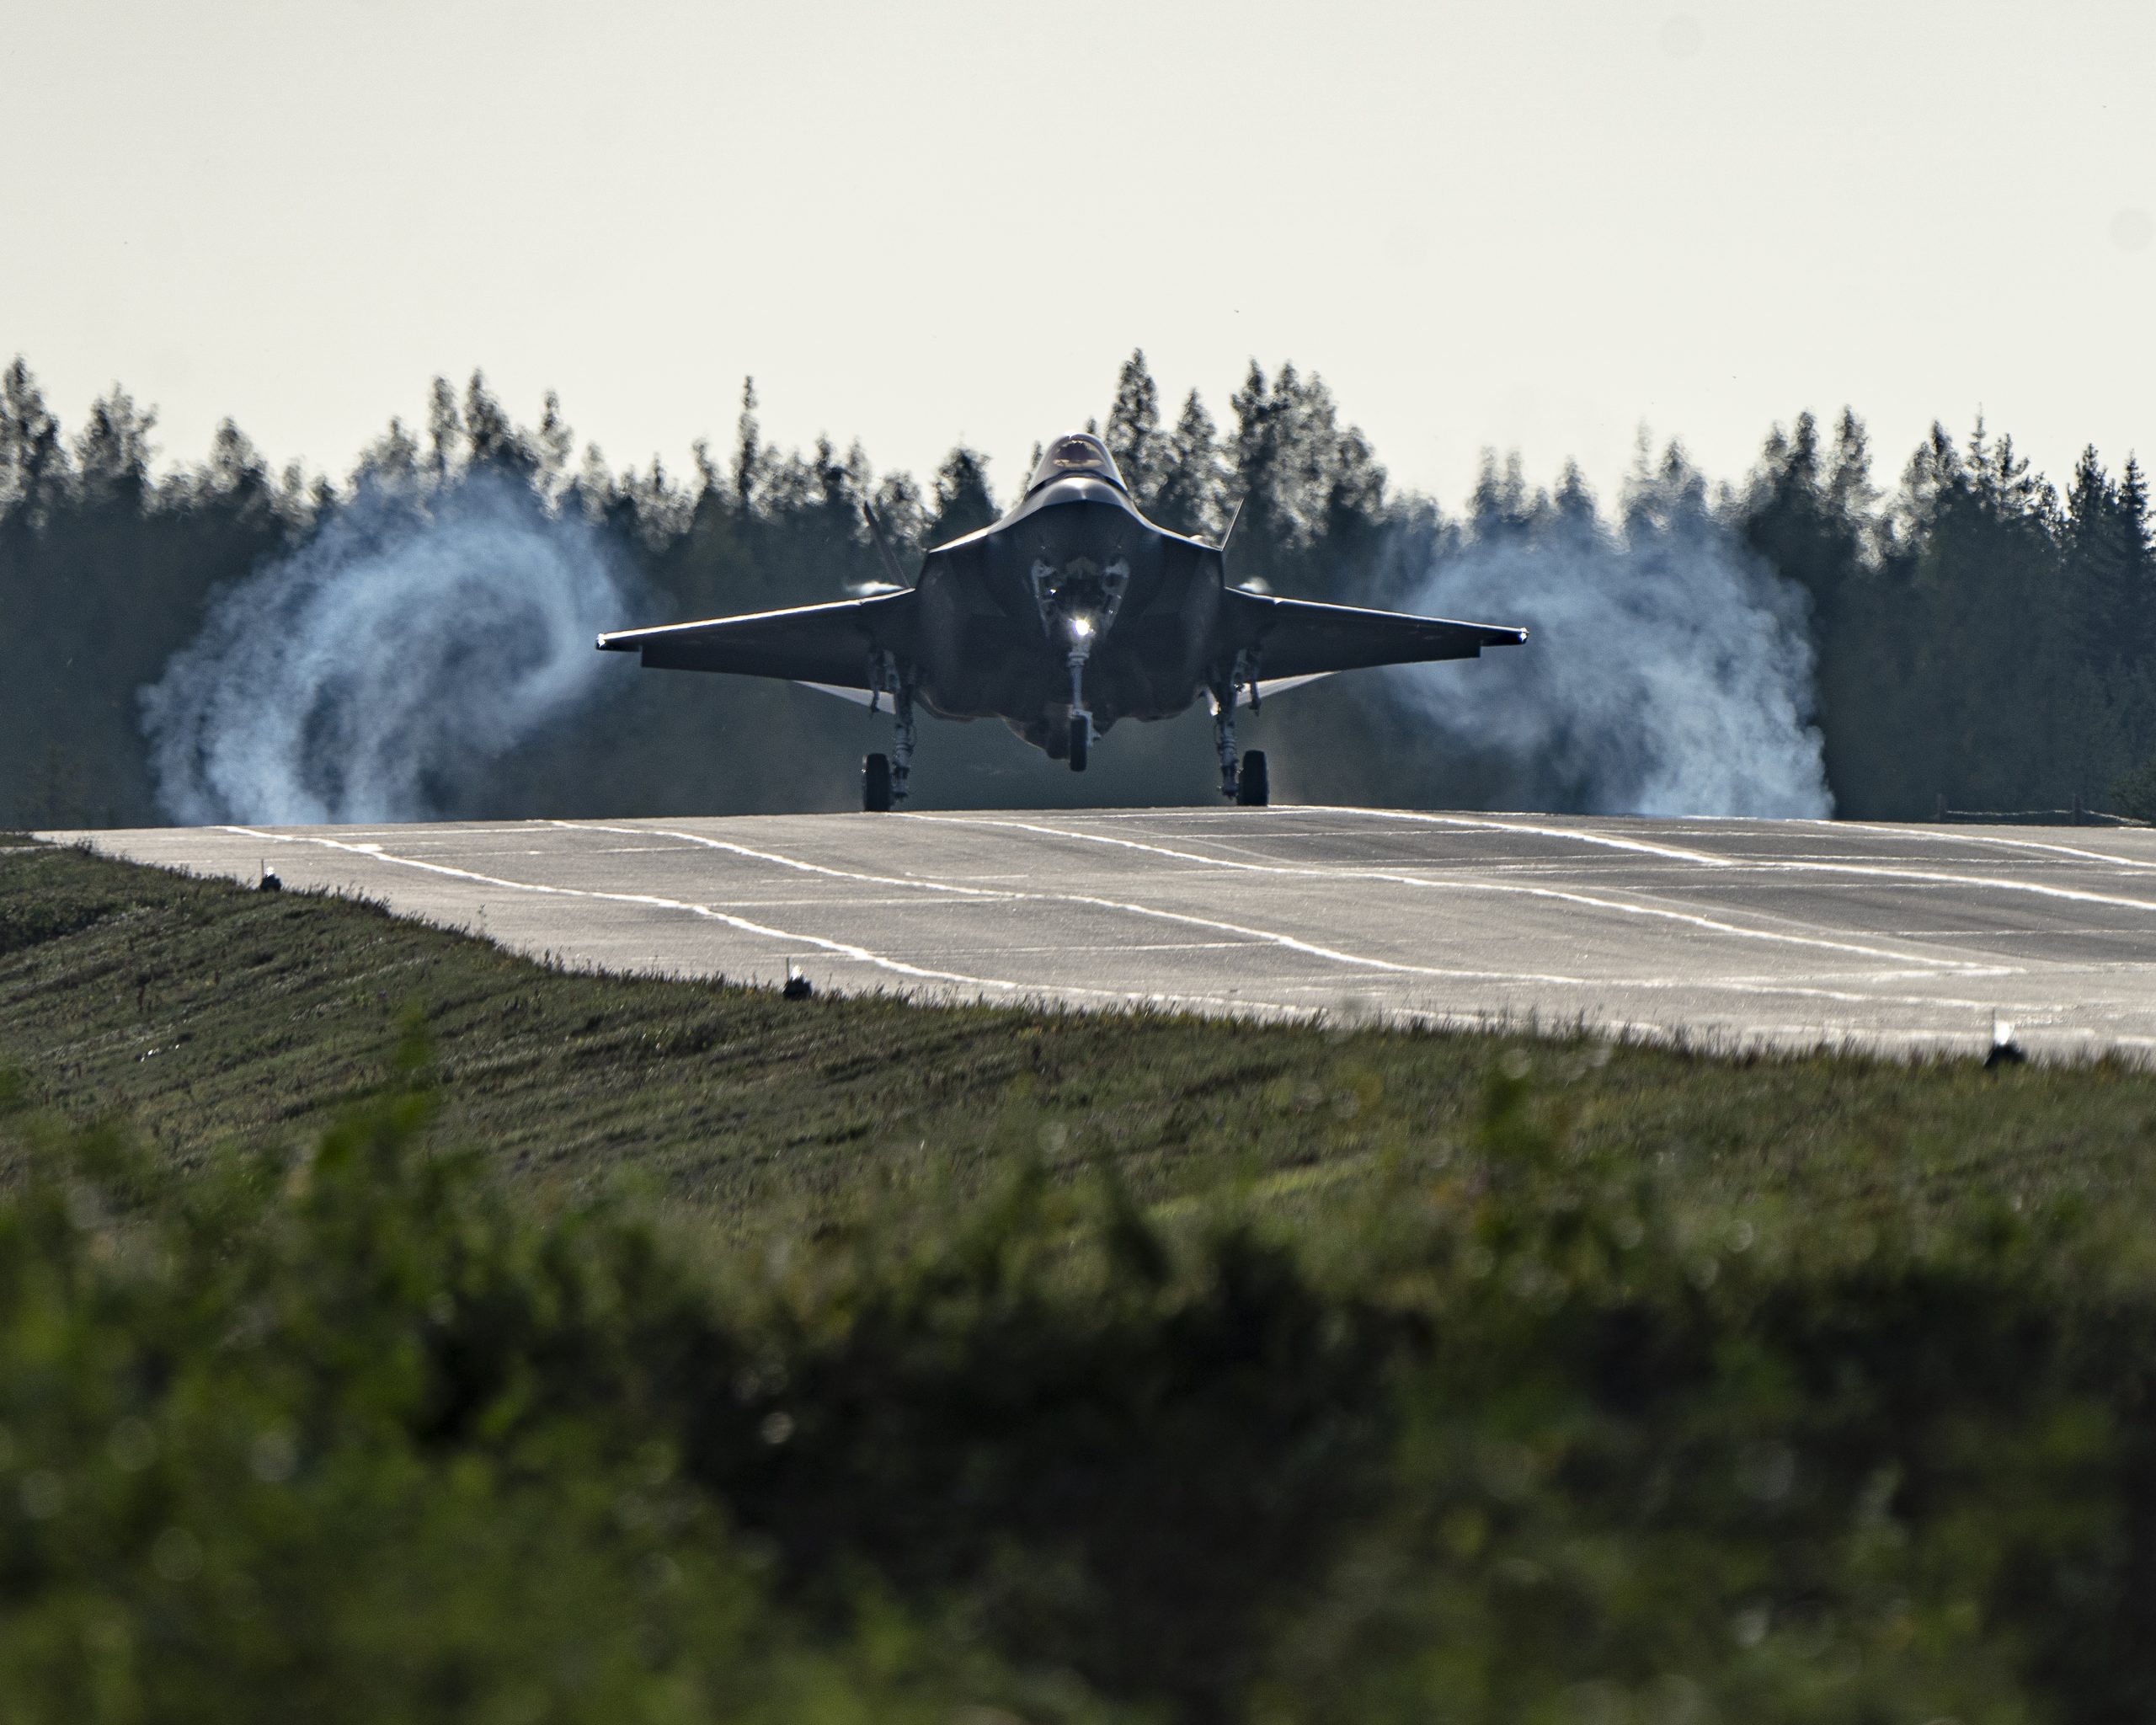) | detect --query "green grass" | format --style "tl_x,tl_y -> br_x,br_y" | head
4,836 -> 2156,1246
